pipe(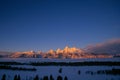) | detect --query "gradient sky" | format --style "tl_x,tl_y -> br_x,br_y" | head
0,0 -> 120,52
